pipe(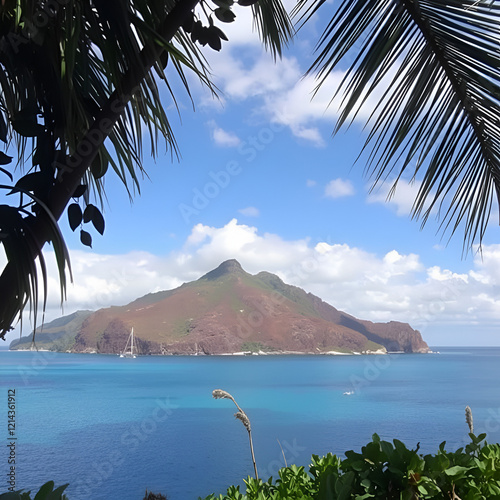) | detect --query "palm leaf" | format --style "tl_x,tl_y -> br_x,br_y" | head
251,0 -> 294,59
0,0 -> 295,339
0,186 -> 72,338
296,0 -> 500,249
